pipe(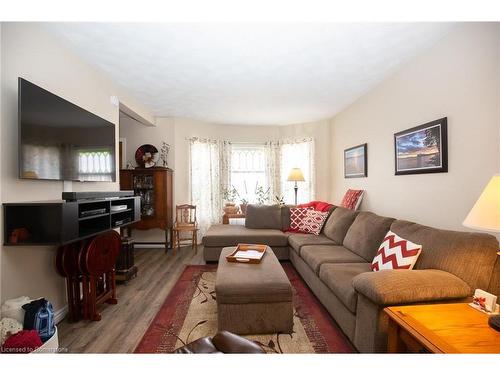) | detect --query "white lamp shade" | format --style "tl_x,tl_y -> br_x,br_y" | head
463,175 -> 500,232
287,168 -> 305,182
